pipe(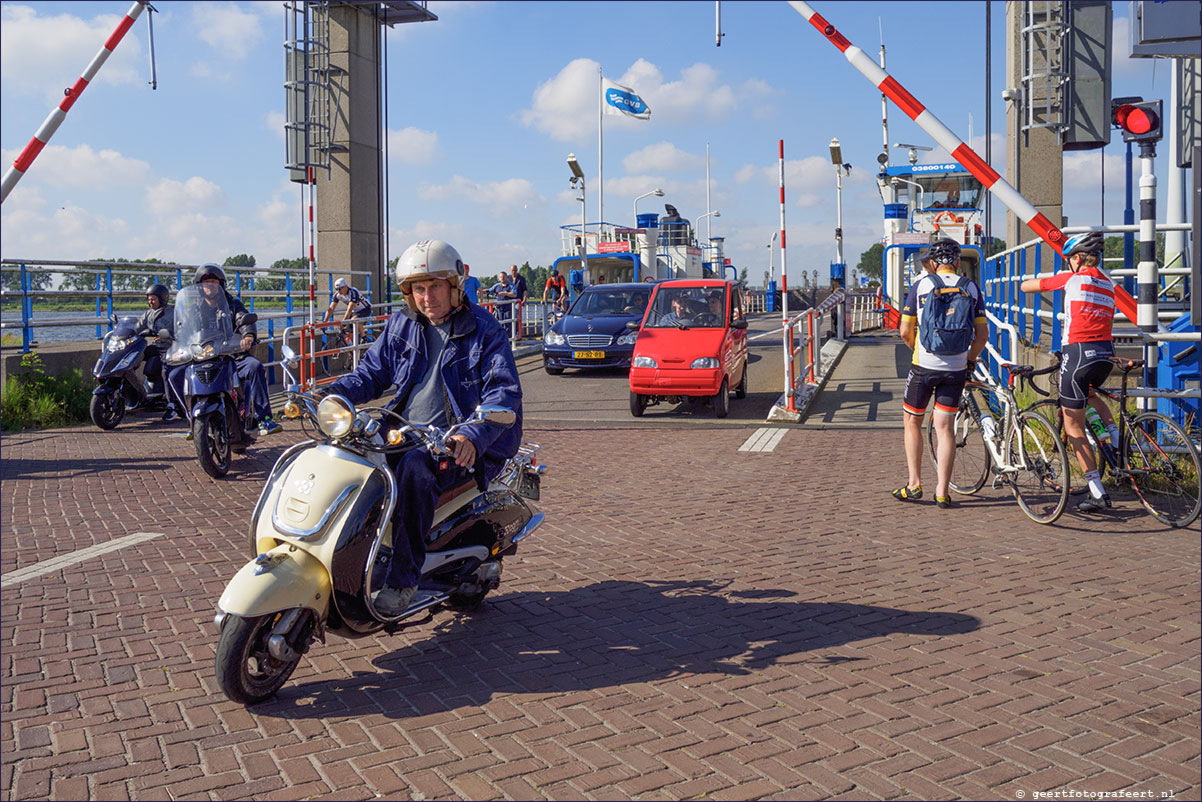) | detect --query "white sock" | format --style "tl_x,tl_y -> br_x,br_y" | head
1106,423 -> 1120,449
1084,470 -> 1105,499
